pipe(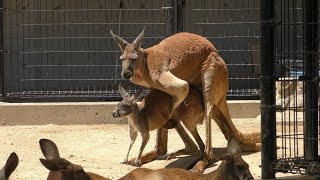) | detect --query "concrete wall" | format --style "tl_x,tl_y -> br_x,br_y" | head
0,100 -> 260,125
